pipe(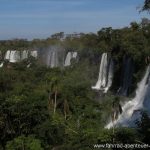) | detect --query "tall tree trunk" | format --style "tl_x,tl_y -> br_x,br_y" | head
54,90 -> 57,115
64,99 -> 69,120
48,92 -> 52,114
